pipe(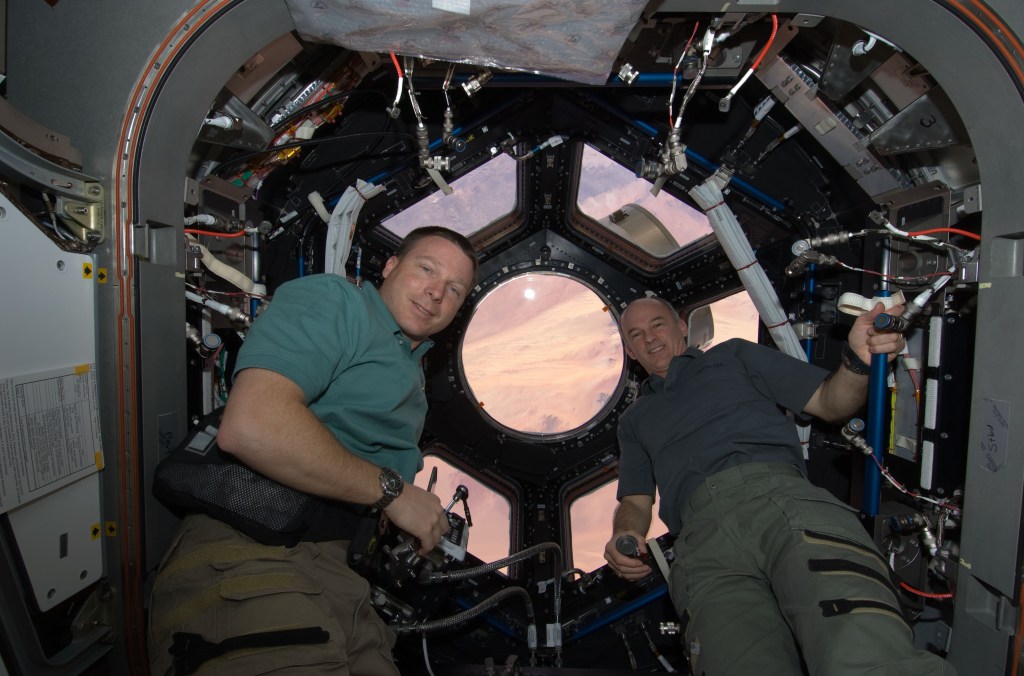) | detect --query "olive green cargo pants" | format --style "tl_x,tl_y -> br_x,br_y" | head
669,462 -> 955,676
